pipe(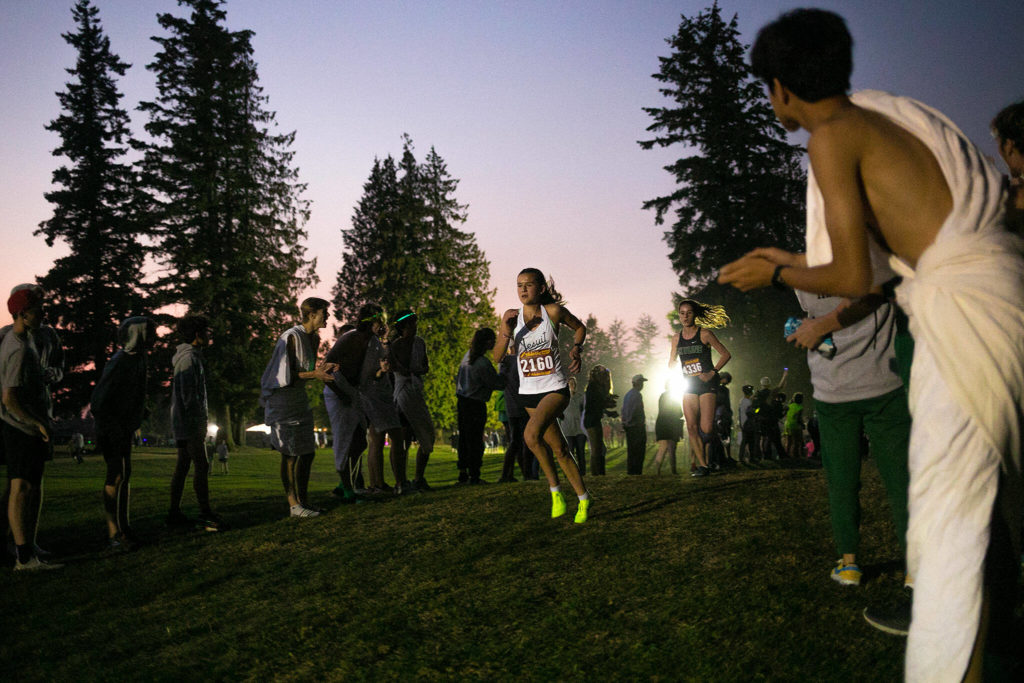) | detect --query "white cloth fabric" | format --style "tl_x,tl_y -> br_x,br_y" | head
824,91 -> 1024,682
